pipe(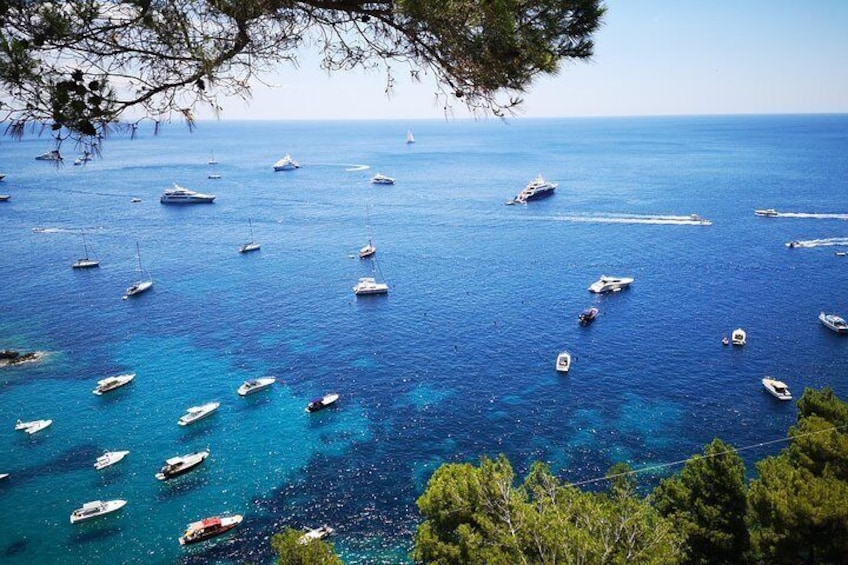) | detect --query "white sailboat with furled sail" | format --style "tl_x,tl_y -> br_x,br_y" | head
359,205 -> 376,259
239,218 -> 261,253
123,242 -> 153,299
72,231 -> 100,269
